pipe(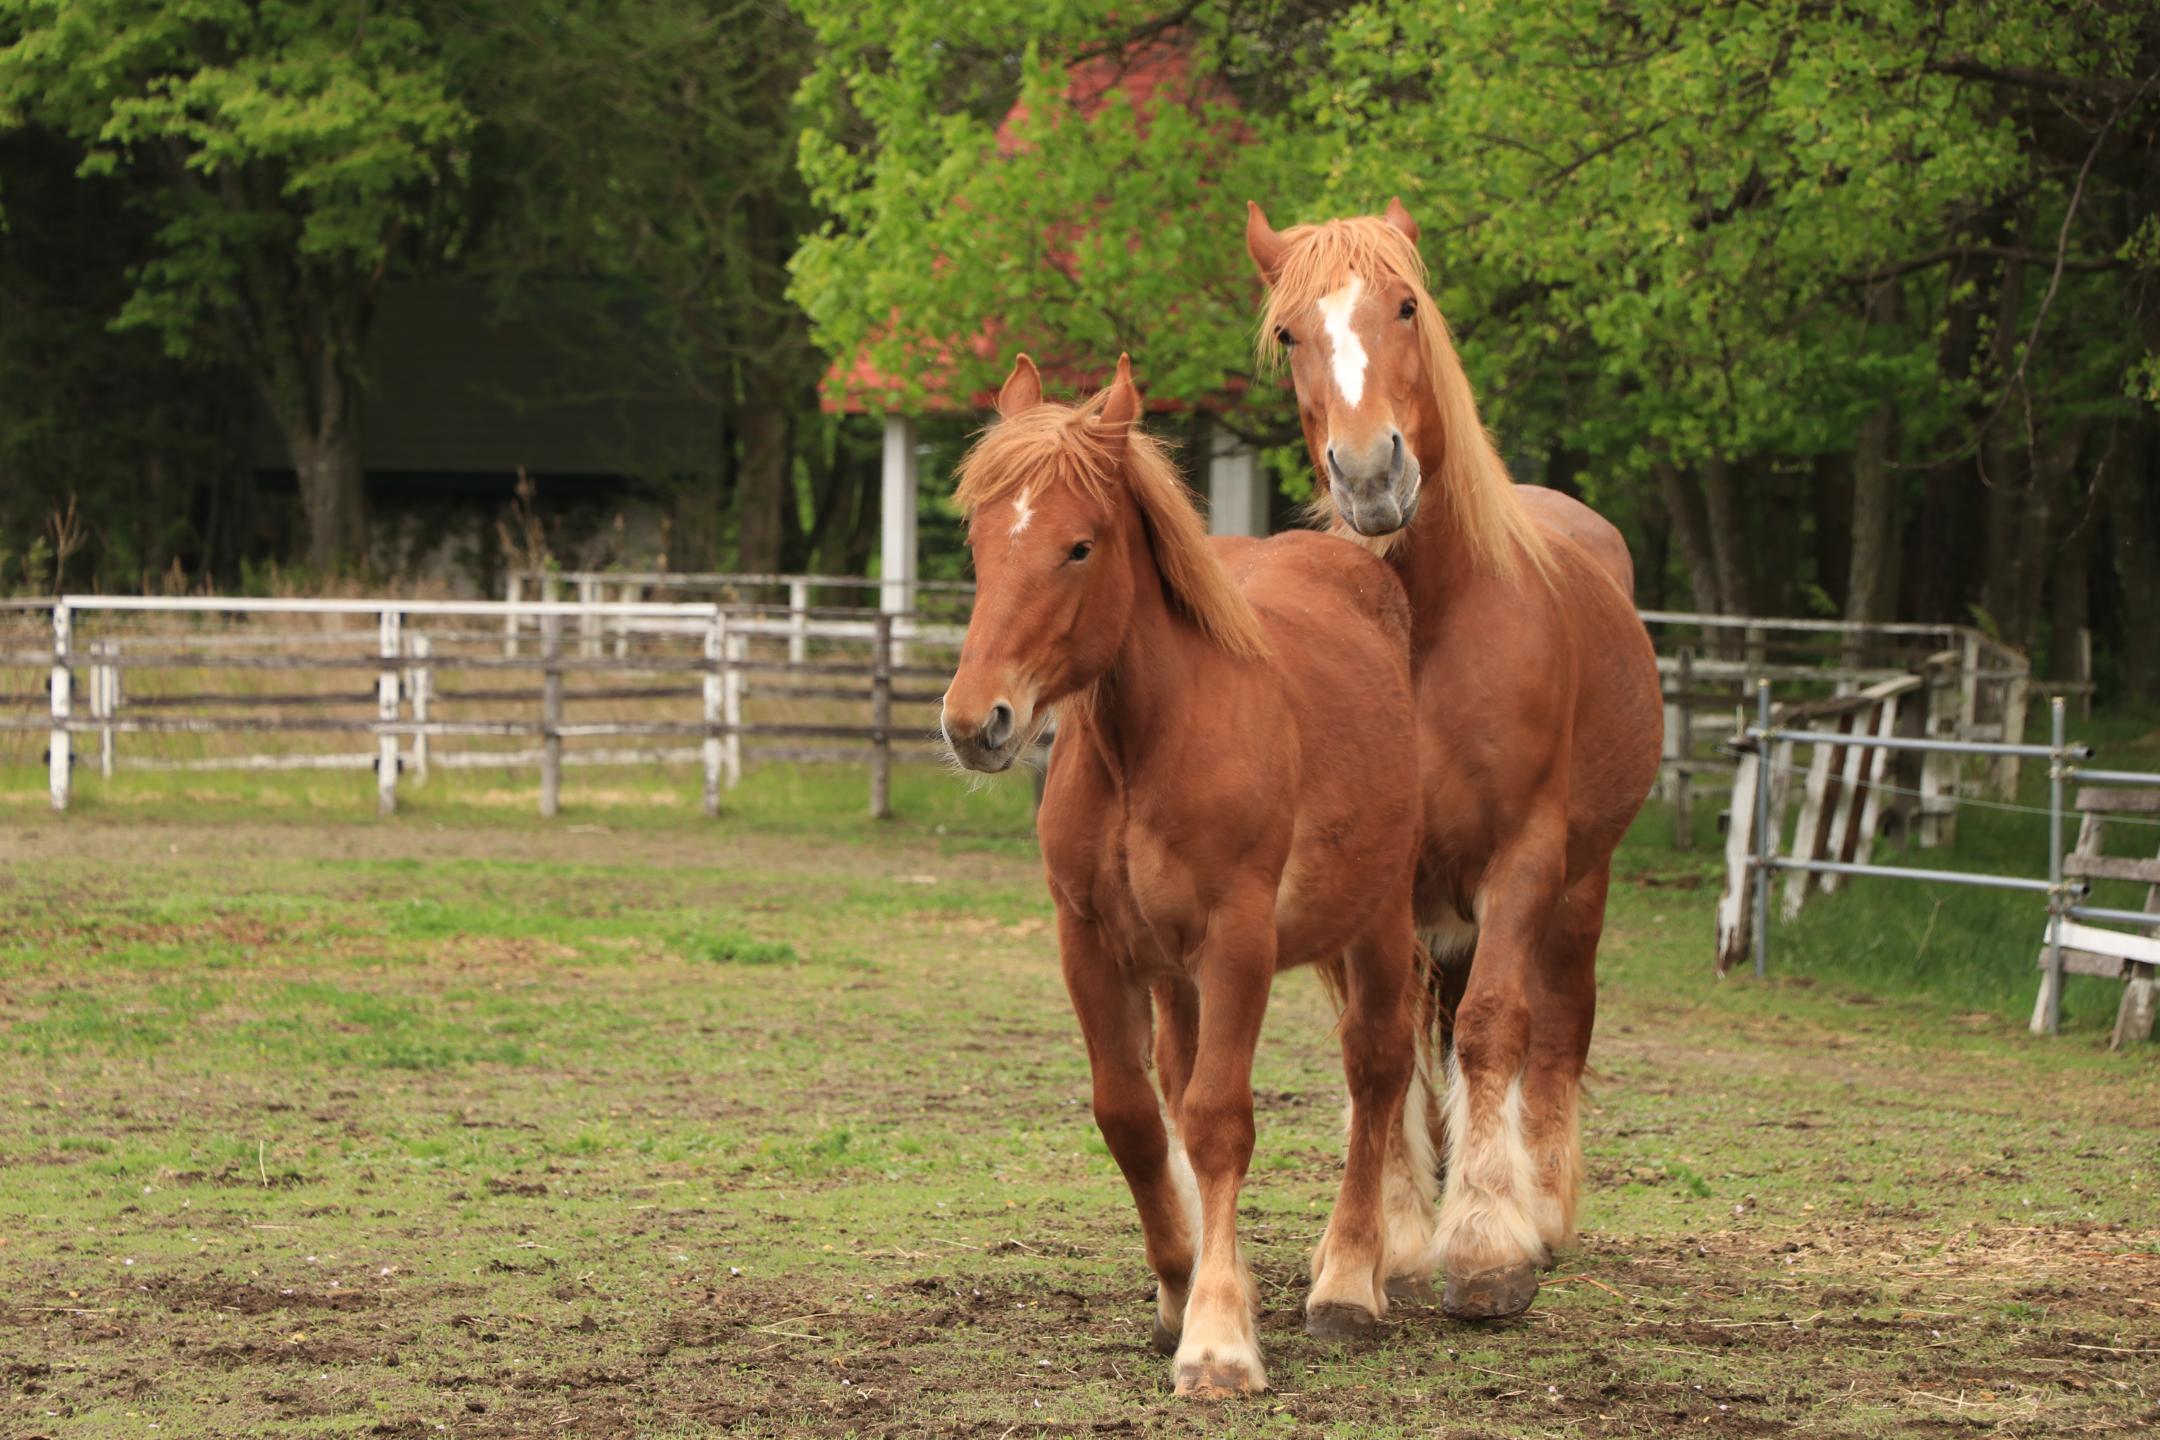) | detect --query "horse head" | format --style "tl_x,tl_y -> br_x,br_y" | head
1247,198 -> 1434,539
940,355 -> 1144,773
